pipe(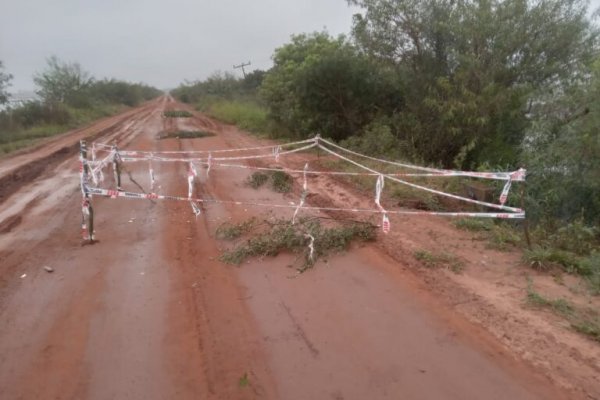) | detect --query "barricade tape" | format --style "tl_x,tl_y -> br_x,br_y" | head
292,163 -> 309,224
91,137 -> 315,155
86,142 -> 523,216
305,234 -> 315,261
318,137 -> 526,182
187,162 -> 198,199
374,175 -> 390,234
117,142 -> 317,163
116,158 -> 505,179
94,135 -> 524,182
85,186 -> 524,219
317,143 -> 523,213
